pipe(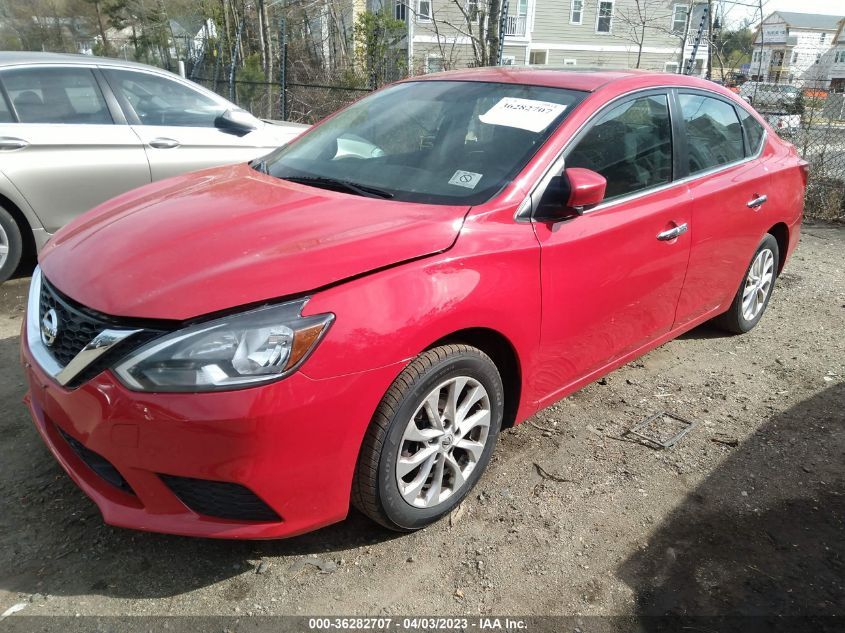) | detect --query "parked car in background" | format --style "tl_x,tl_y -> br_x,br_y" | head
738,82 -> 800,109
22,69 -> 807,539
0,52 -> 307,282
